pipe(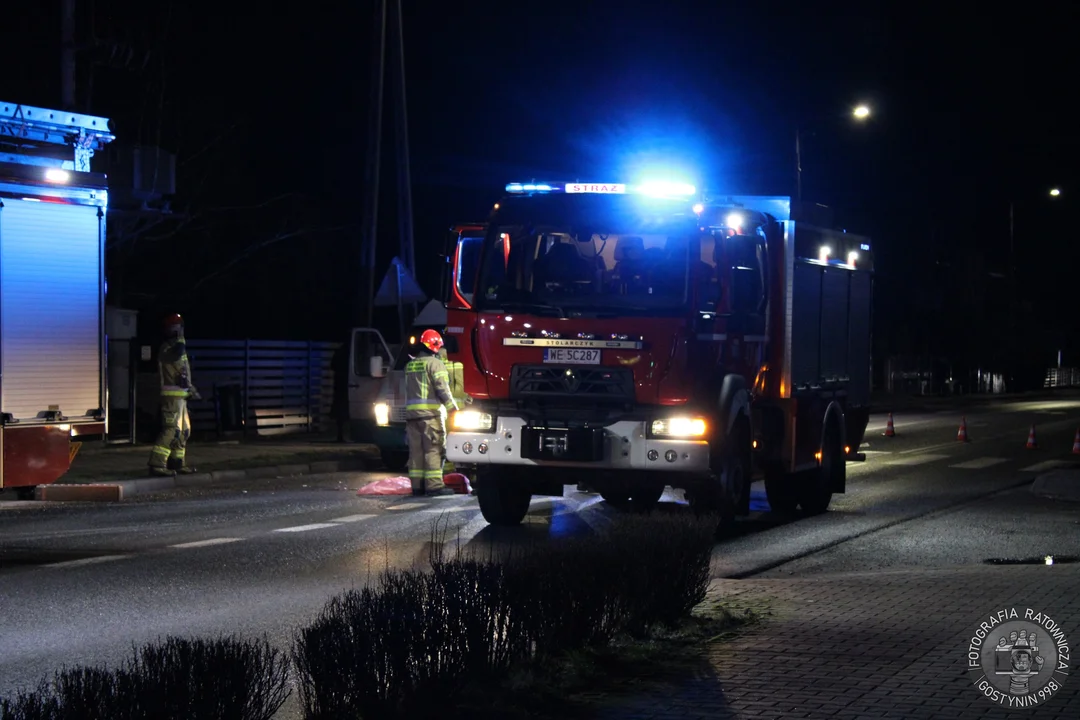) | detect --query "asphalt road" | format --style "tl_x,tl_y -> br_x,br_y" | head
1,395 -> 1079,716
